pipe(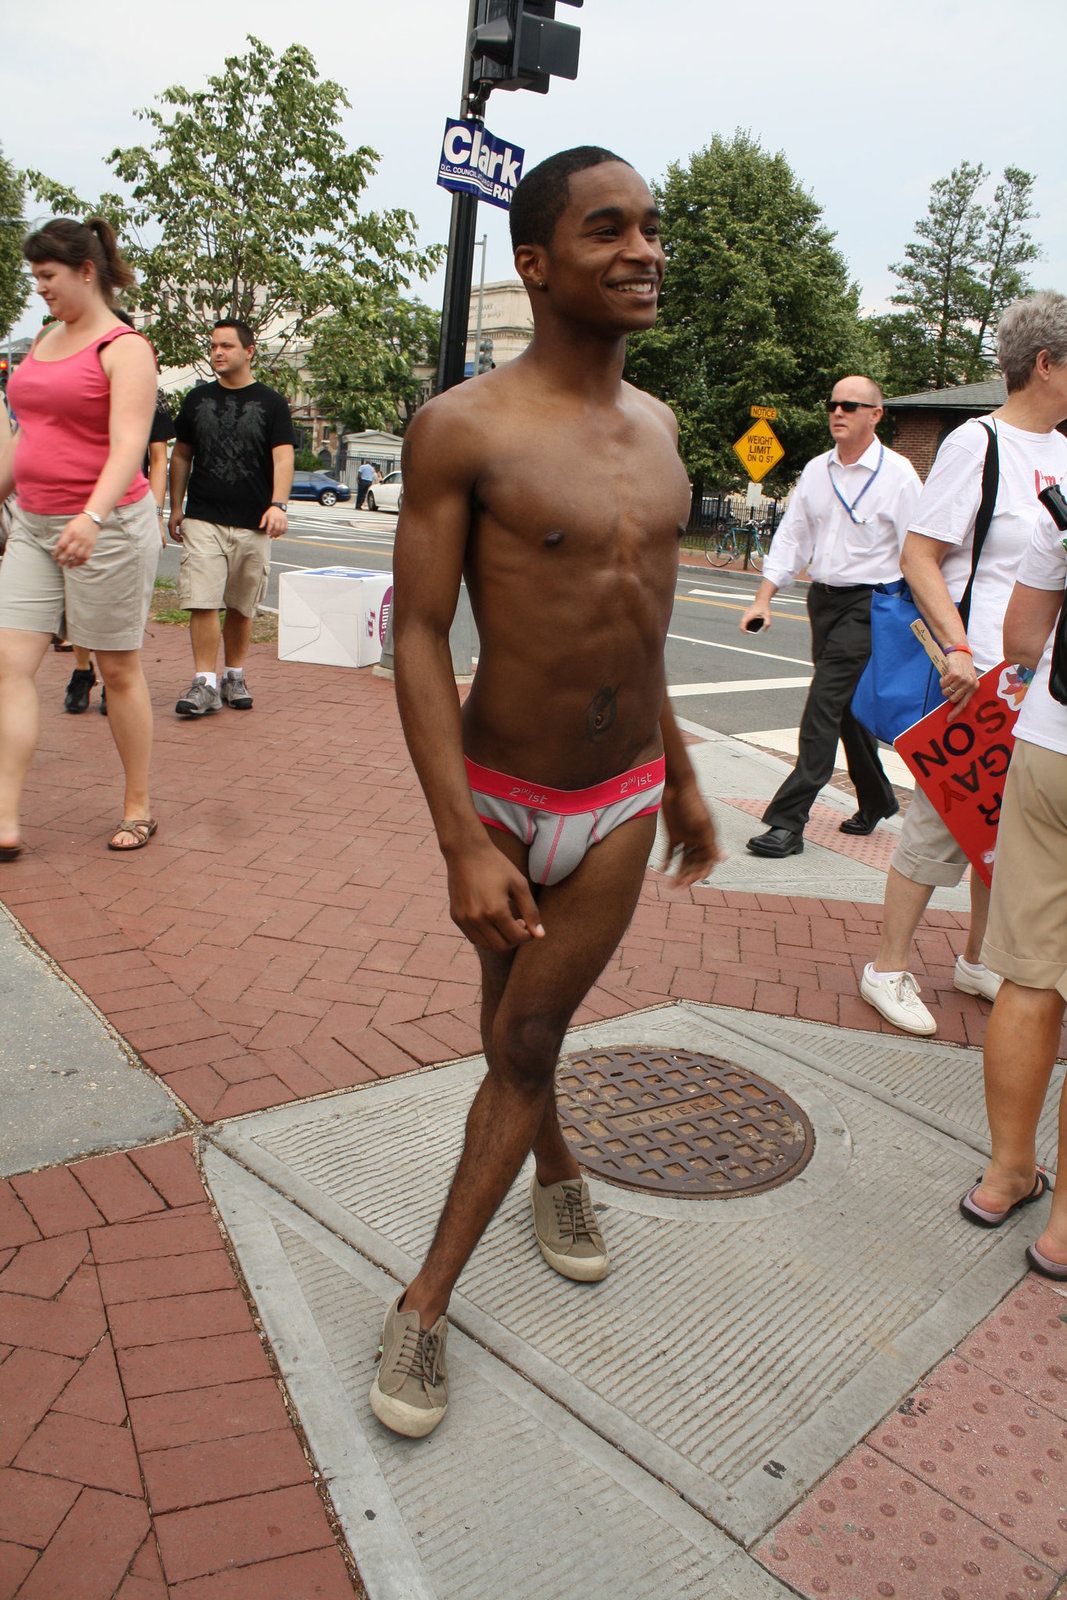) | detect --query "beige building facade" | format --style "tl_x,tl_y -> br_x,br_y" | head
464,279 -> 533,372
